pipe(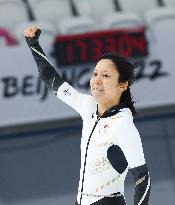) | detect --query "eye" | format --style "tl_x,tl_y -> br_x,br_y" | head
93,72 -> 97,76
103,74 -> 110,78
